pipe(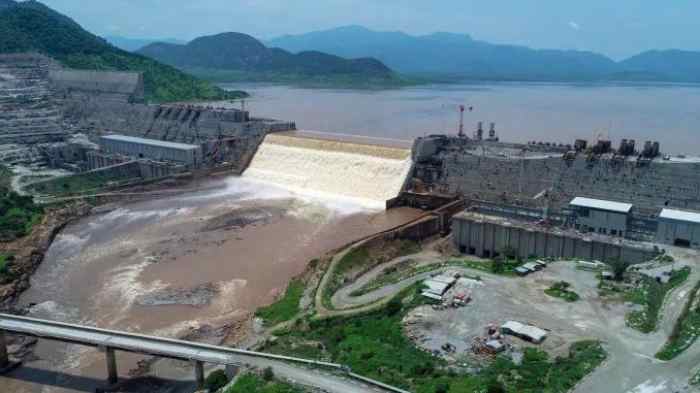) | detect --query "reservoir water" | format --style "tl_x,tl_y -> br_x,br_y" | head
221,82 -> 700,155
